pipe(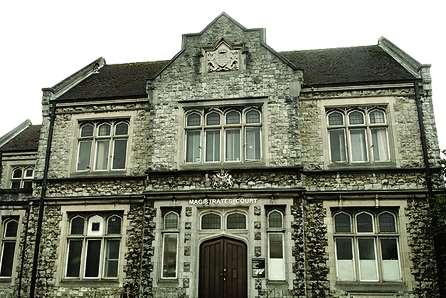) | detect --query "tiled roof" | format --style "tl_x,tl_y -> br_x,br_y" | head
0,125 -> 41,152
58,60 -> 168,100
56,45 -> 416,100
280,45 -> 415,86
